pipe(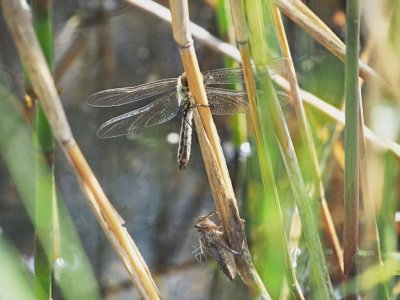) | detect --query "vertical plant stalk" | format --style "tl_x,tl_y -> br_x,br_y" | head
229,0 -> 304,299
271,6 -> 344,275
343,0 -> 360,284
244,0 -> 334,298
1,2 -> 160,299
30,1 -> 55,299
168,1 -> 270,298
